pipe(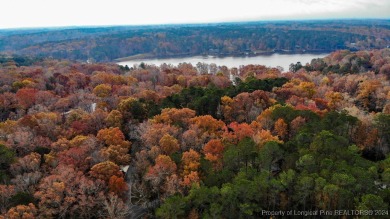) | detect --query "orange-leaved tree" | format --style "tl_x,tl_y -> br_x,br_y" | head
97,127 -> 131,165
159,134 -> 180,155
90,161 -> 123,183
203,139 -> 225,170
